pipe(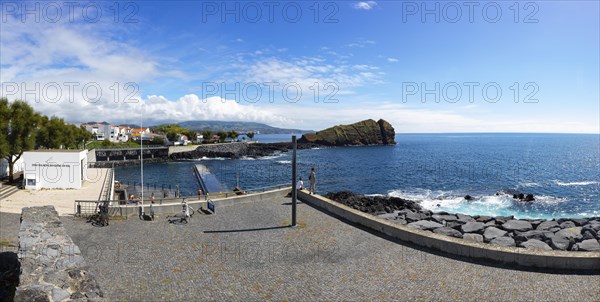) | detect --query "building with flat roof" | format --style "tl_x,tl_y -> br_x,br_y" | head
22,150 -> 88,189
